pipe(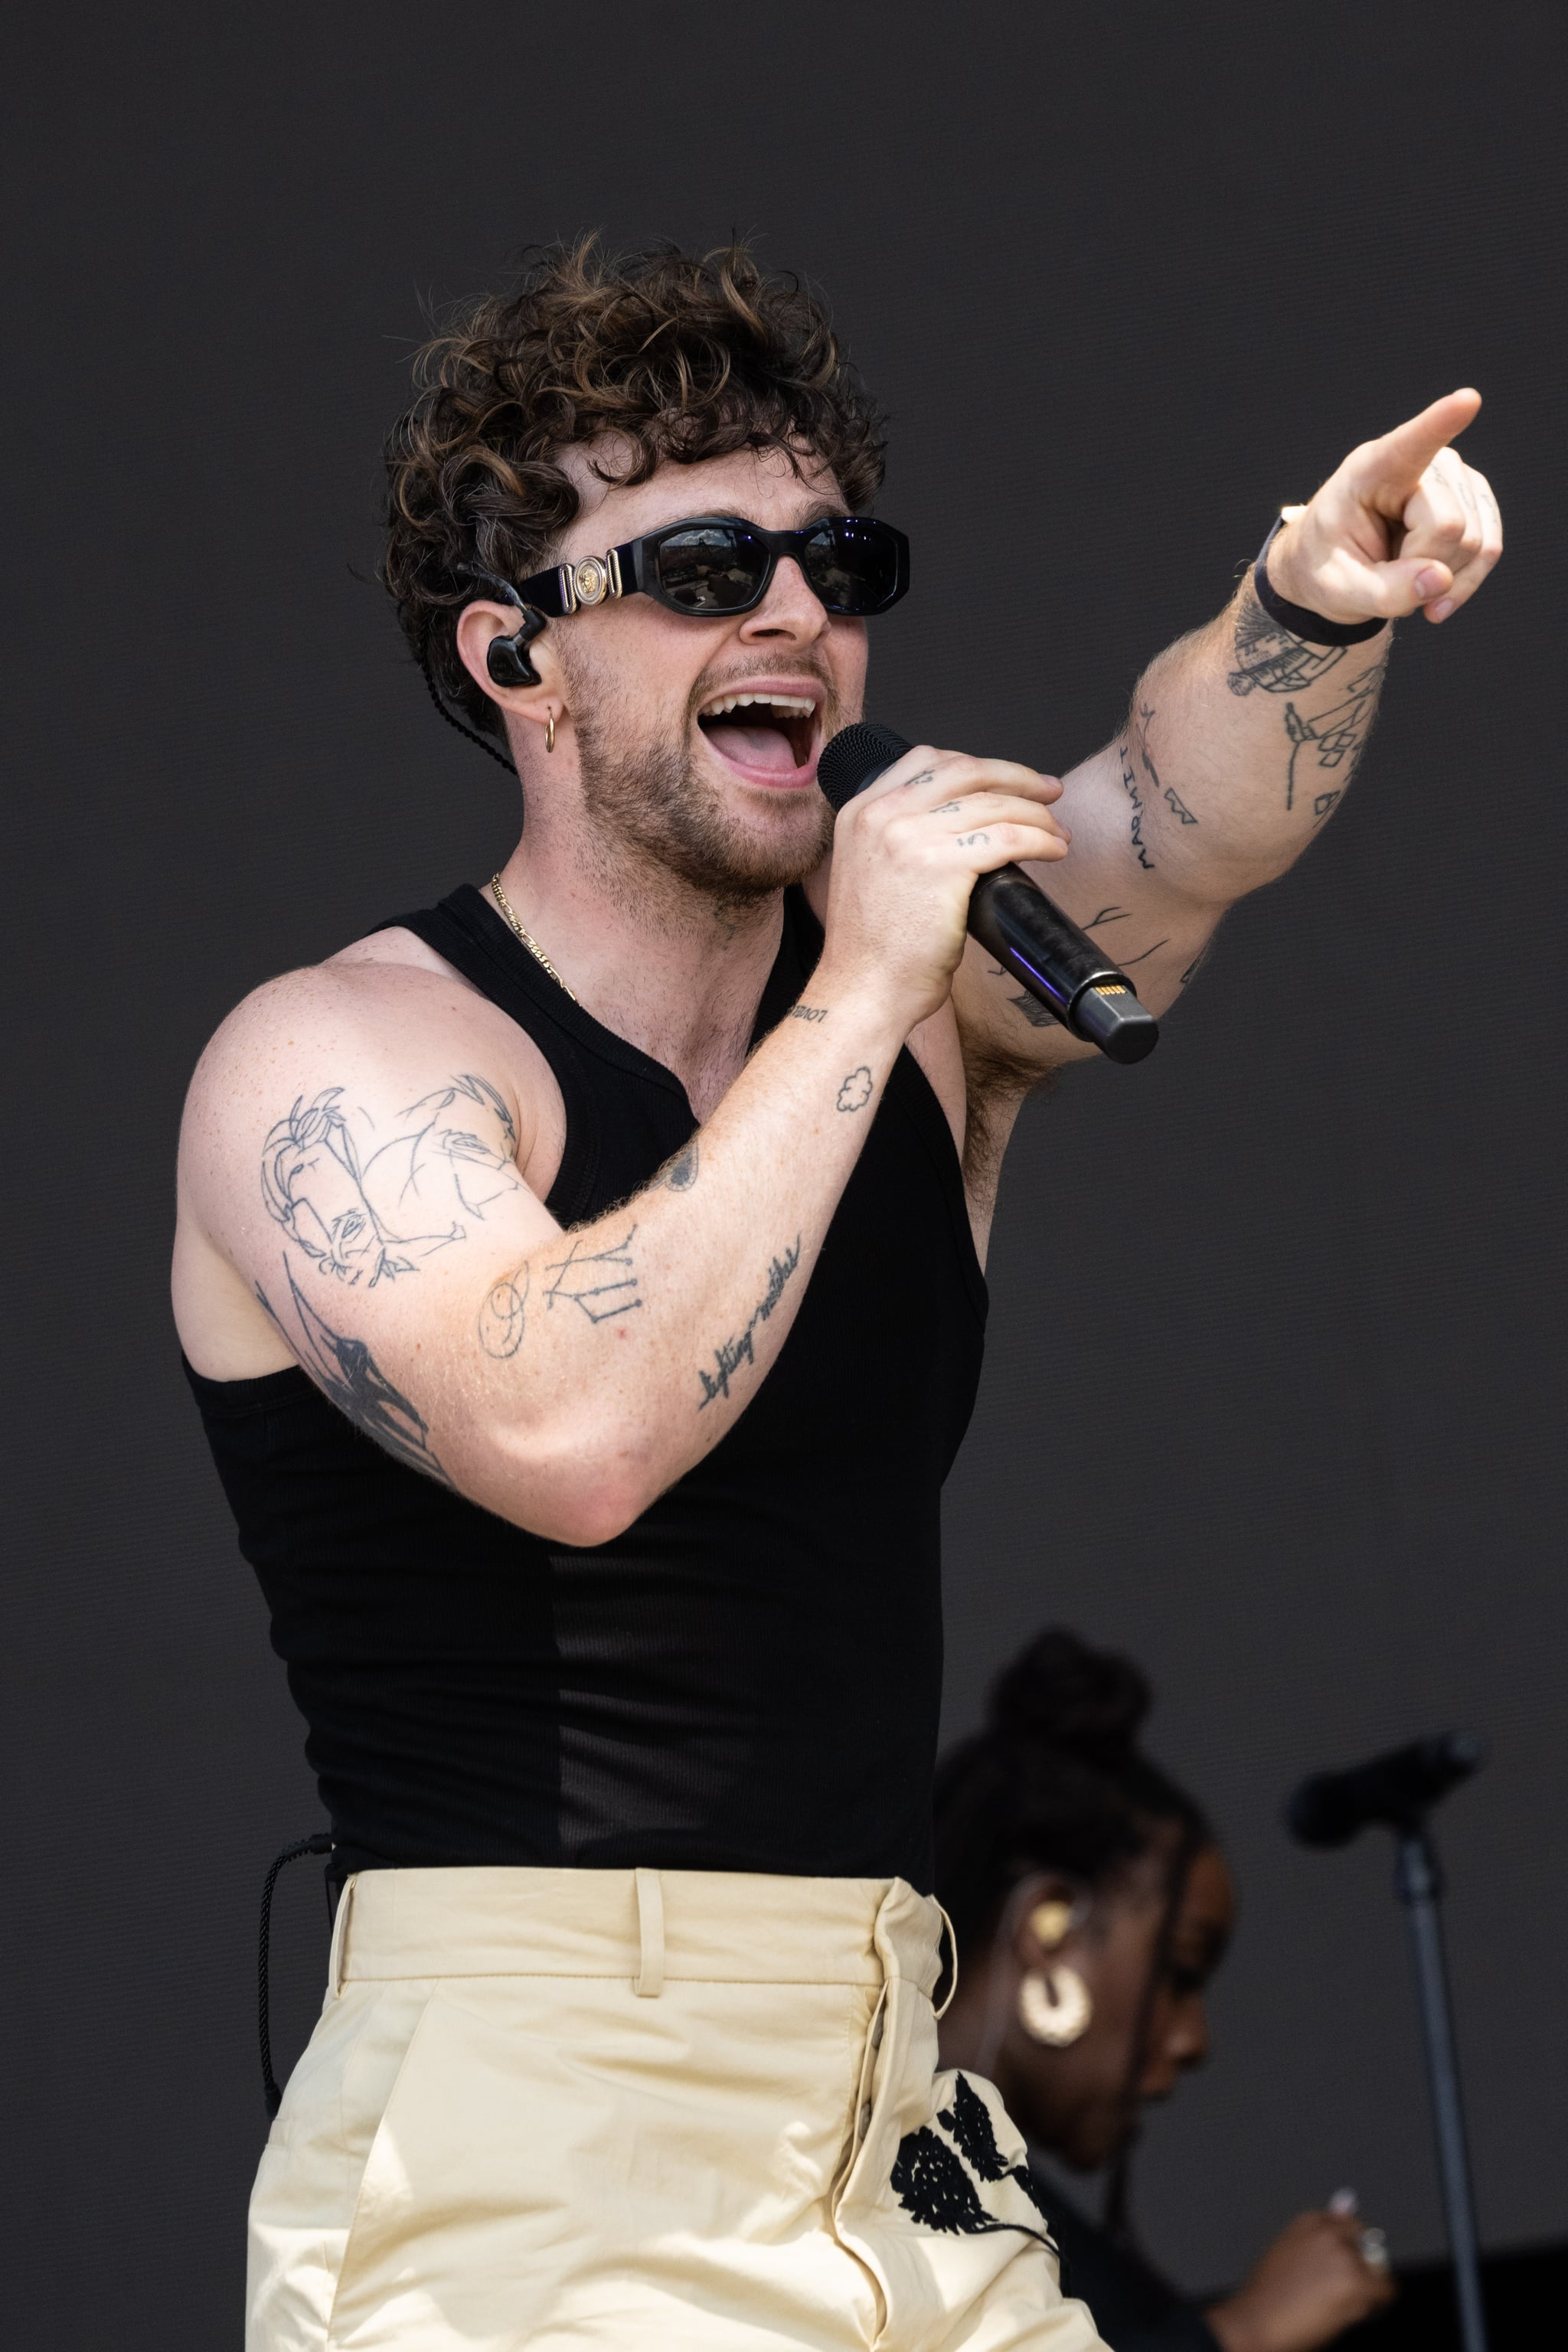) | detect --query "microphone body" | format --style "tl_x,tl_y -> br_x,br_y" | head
816,724 -> 1158,1064
1286,1730 -> 1487,1847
